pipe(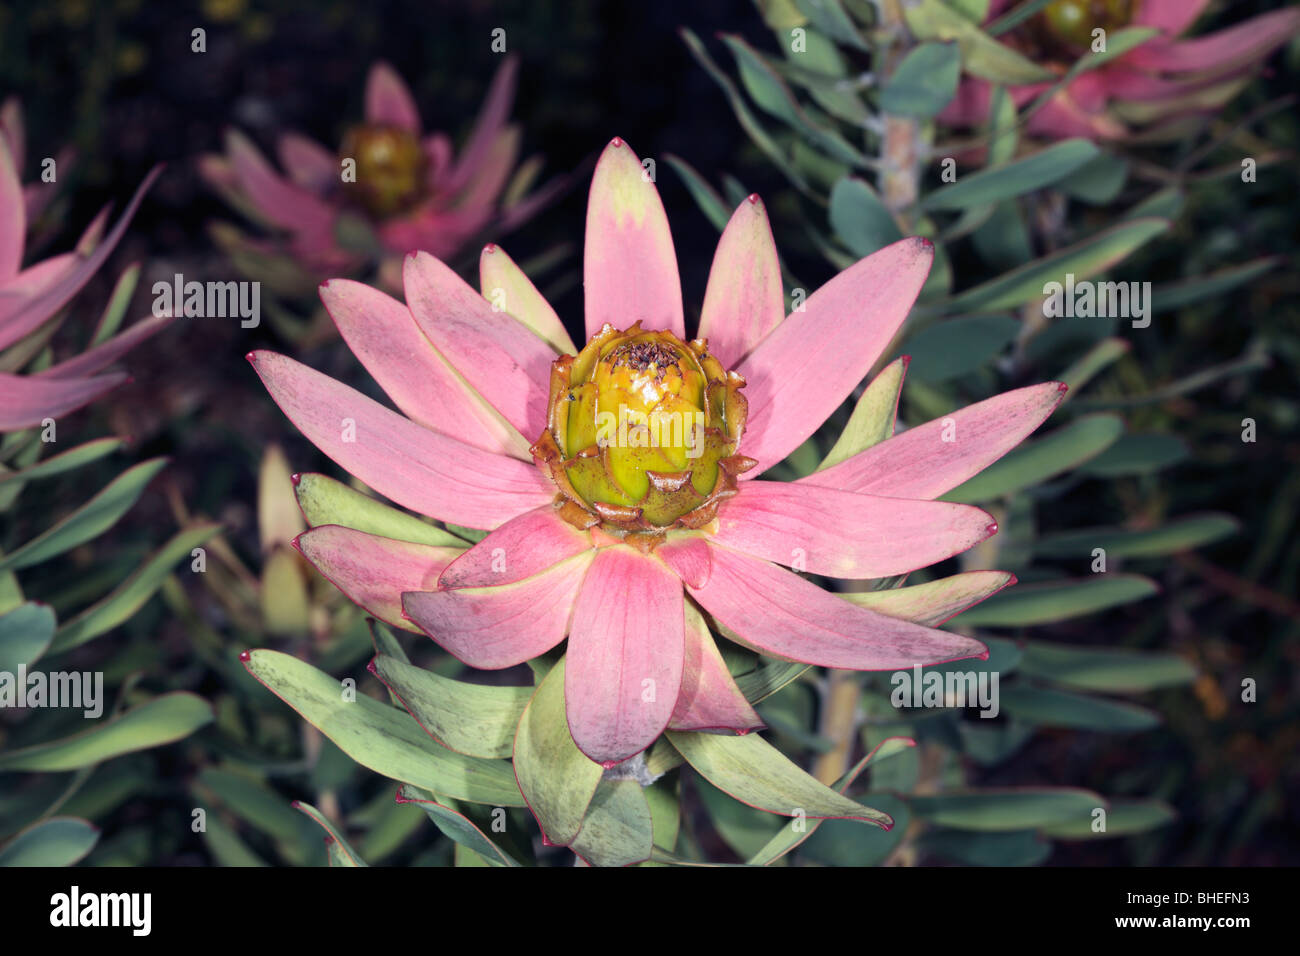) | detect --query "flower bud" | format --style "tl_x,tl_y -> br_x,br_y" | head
531,323 -> 753,538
